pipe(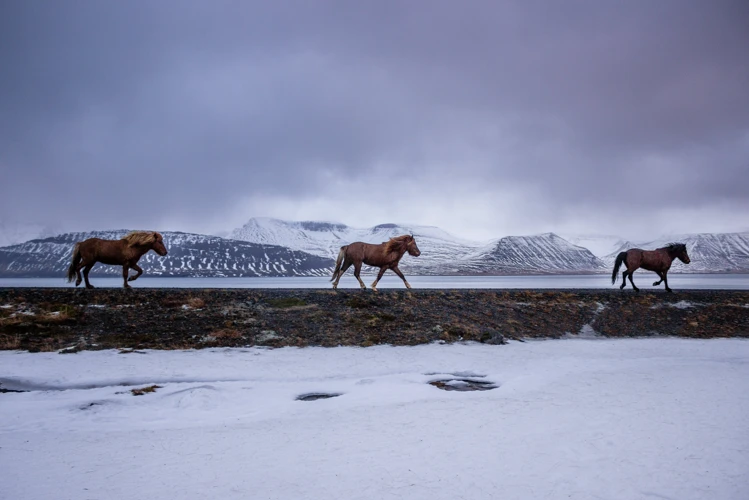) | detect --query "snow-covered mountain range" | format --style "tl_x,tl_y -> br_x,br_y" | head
1,219 -> 747,278
0,231 -> 334,278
